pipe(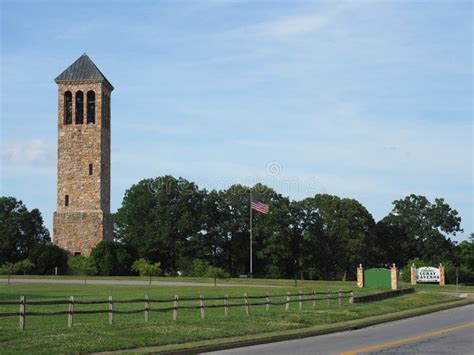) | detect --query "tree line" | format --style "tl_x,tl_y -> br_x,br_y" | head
1,175 -> 473,283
